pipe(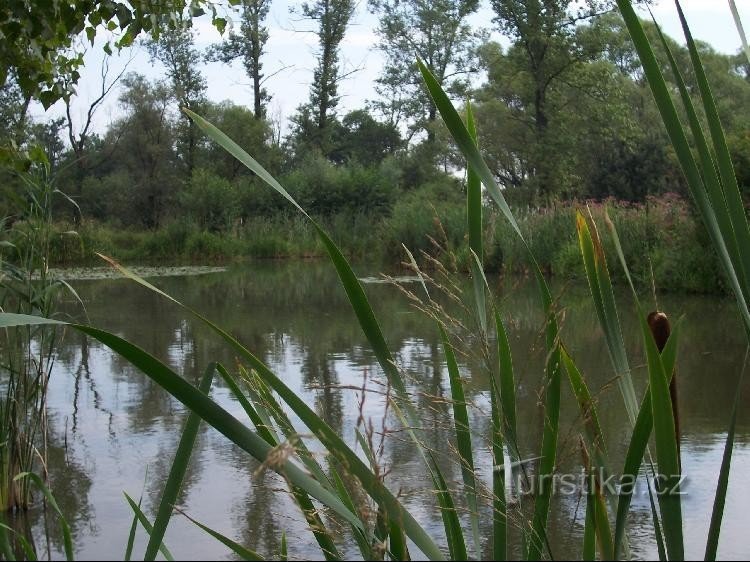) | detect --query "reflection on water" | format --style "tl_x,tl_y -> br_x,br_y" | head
26,261 -> 750,560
